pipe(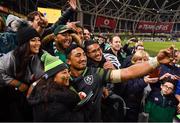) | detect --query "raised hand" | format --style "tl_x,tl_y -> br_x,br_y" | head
68,0 -> 77,10
159,73 -> 178,80
67,21 -> 80,31
103,60 -> 115,70
144,75 -> 159,84
157,46 -> 174,64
